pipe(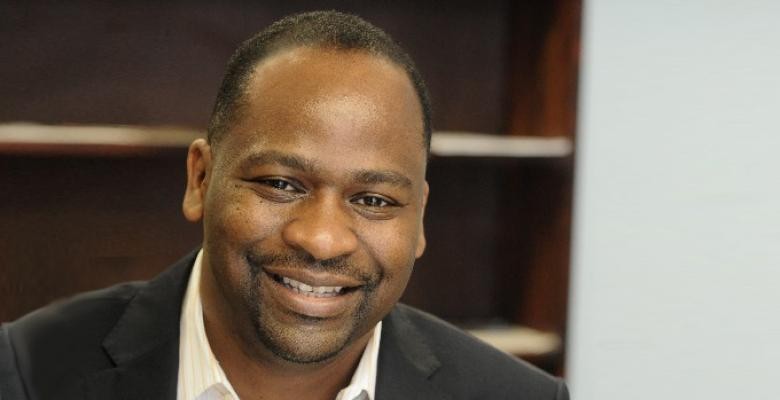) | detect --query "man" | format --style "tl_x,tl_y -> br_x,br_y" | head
0,11 -> 569,400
